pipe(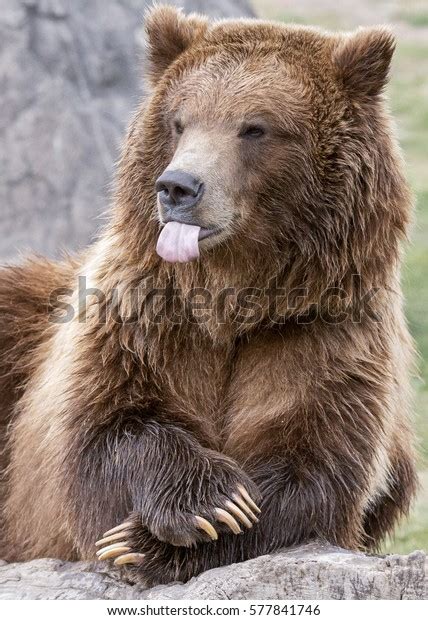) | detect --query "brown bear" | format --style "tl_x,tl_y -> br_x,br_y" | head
0,5 -> 418,586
